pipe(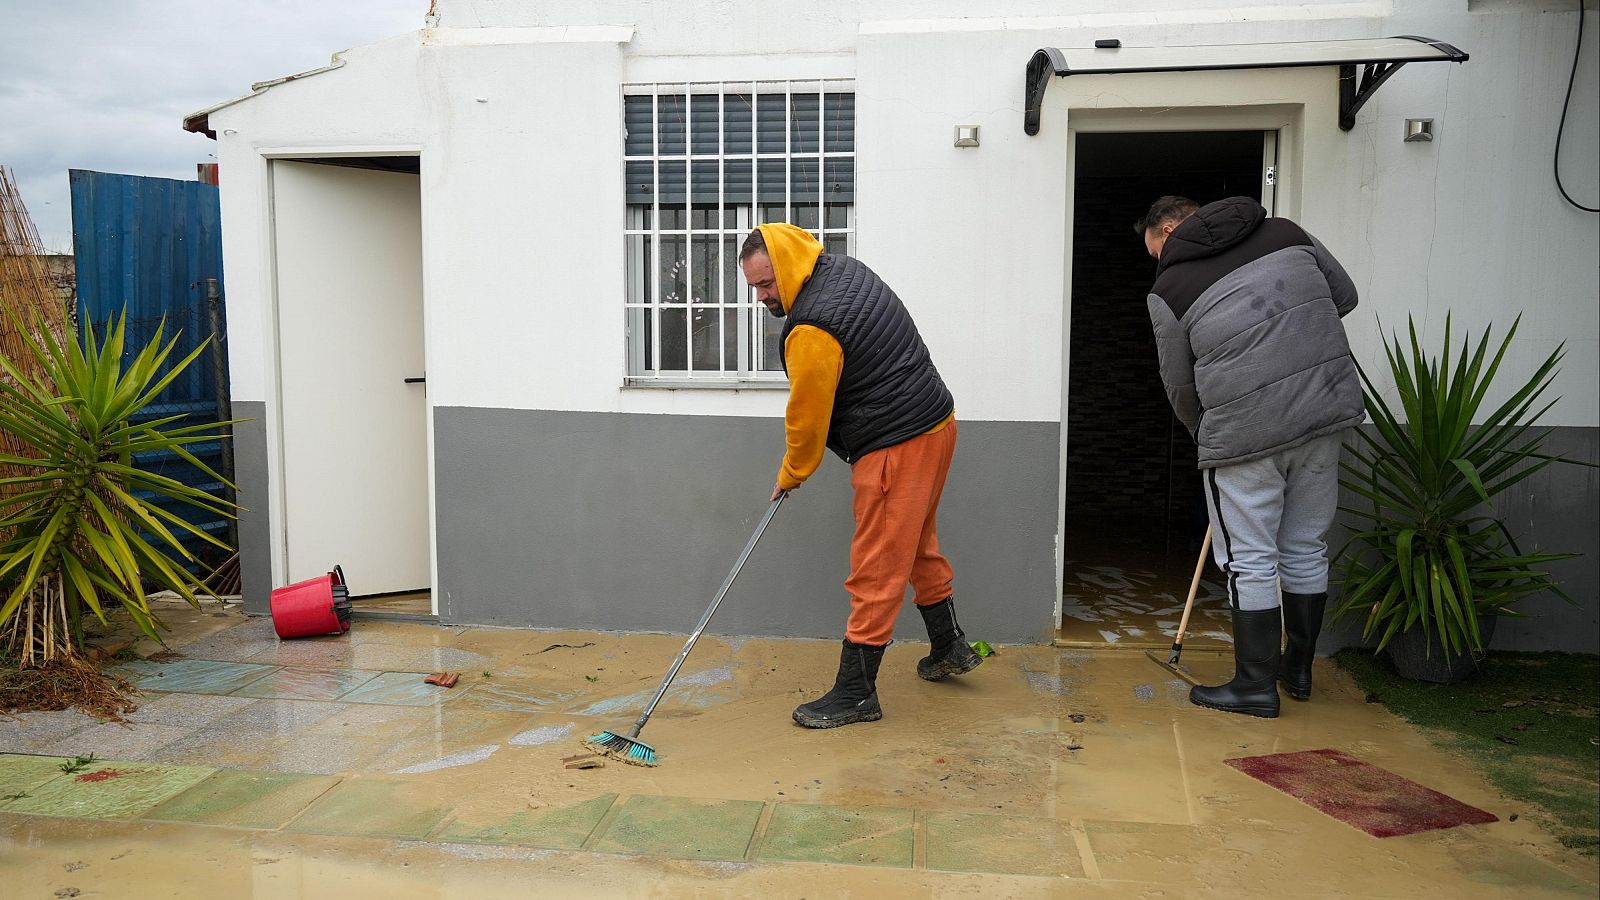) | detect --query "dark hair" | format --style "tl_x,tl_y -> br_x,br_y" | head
1134,196 -> 1199,236
739,228 -> 766,261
